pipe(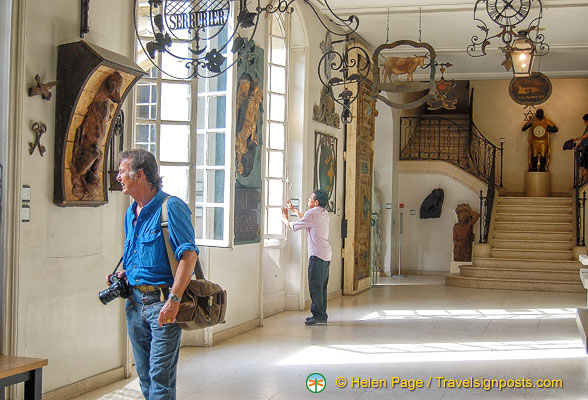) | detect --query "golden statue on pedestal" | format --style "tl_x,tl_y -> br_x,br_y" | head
521,109 -> 558,172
